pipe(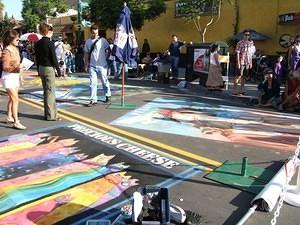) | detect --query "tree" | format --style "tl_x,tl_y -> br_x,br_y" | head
178,0 -> 232,42
21,0 -> 68,31
89,0 -> 167,30
0,0 -> 4,20
0,13 -> 17,37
